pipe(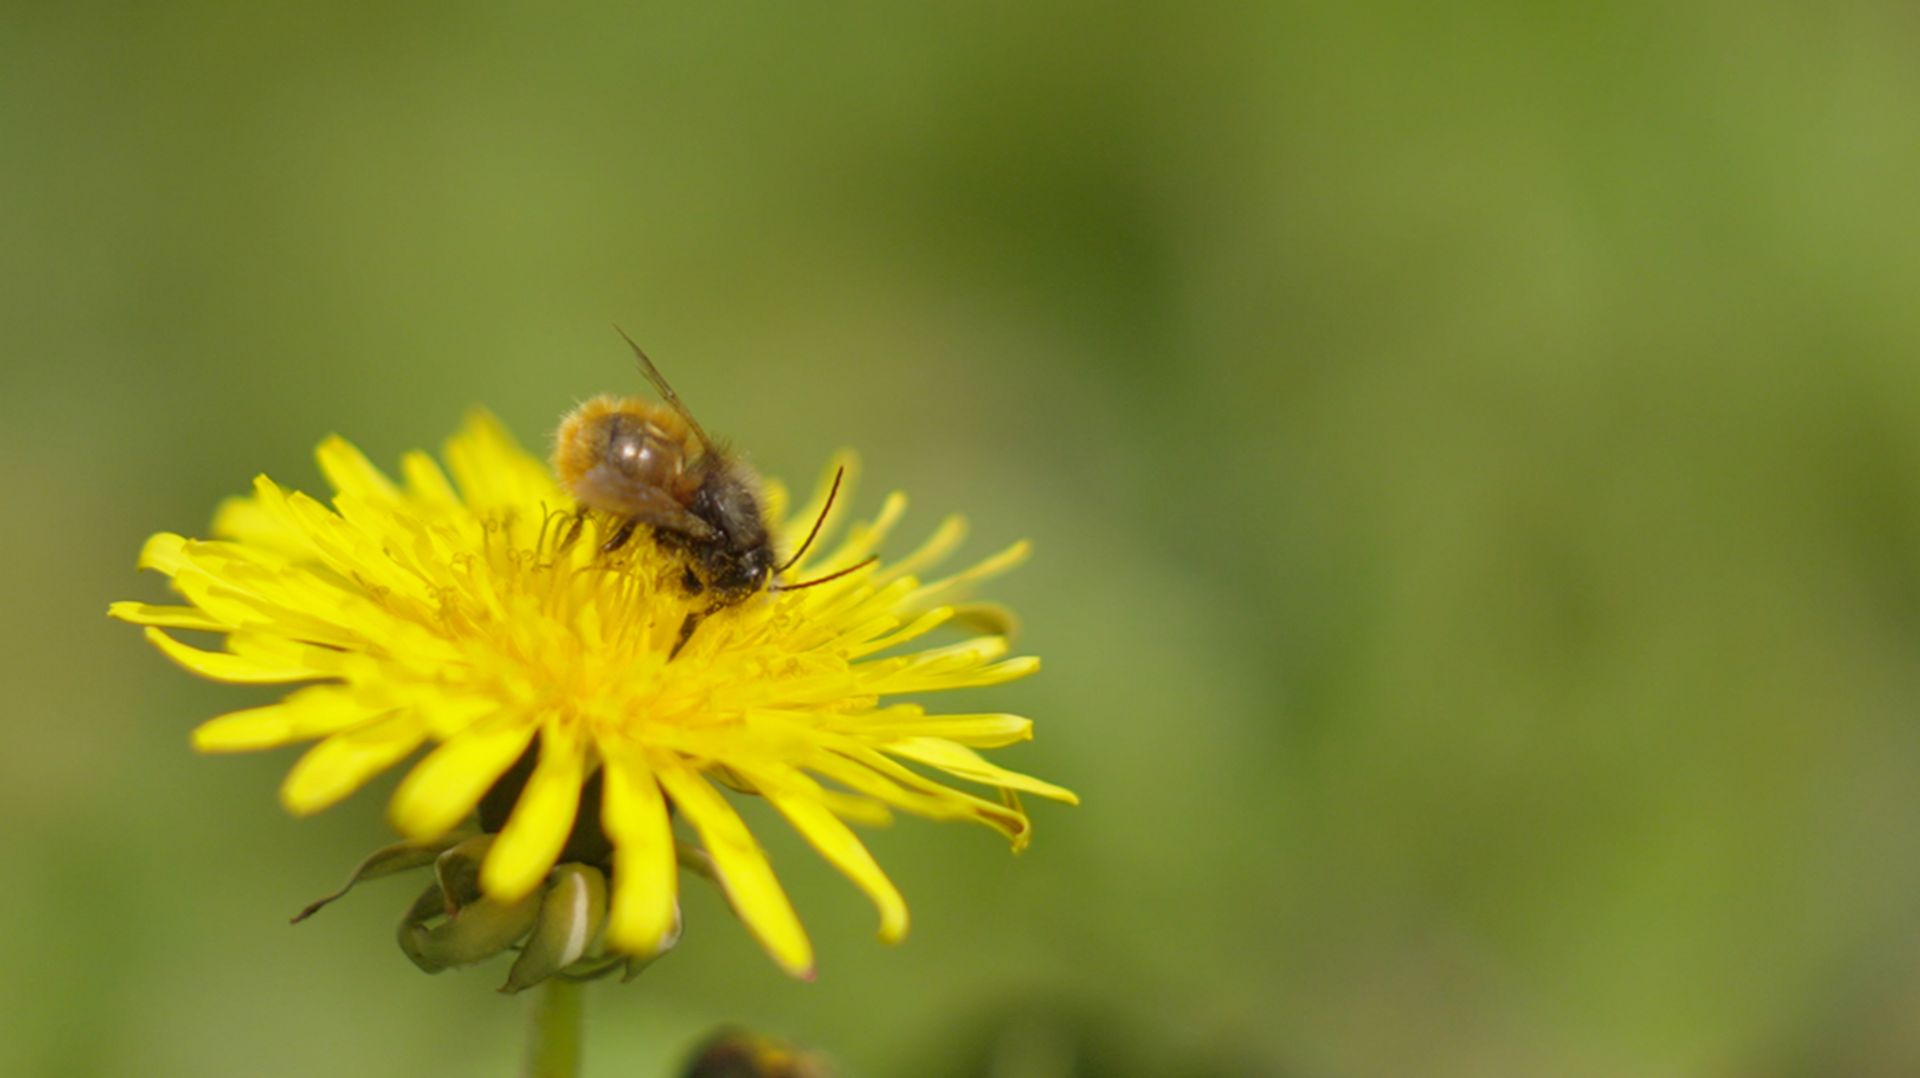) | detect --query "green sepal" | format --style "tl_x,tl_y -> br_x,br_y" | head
622,950 -> 665,983
290,834 -> 471,924
557,954 -> 627,983
398,881 -> 541,974
432,833 -> 496,911
395,884 -> 448,970
675,841 -> 719,882
500,864 -> 609,994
